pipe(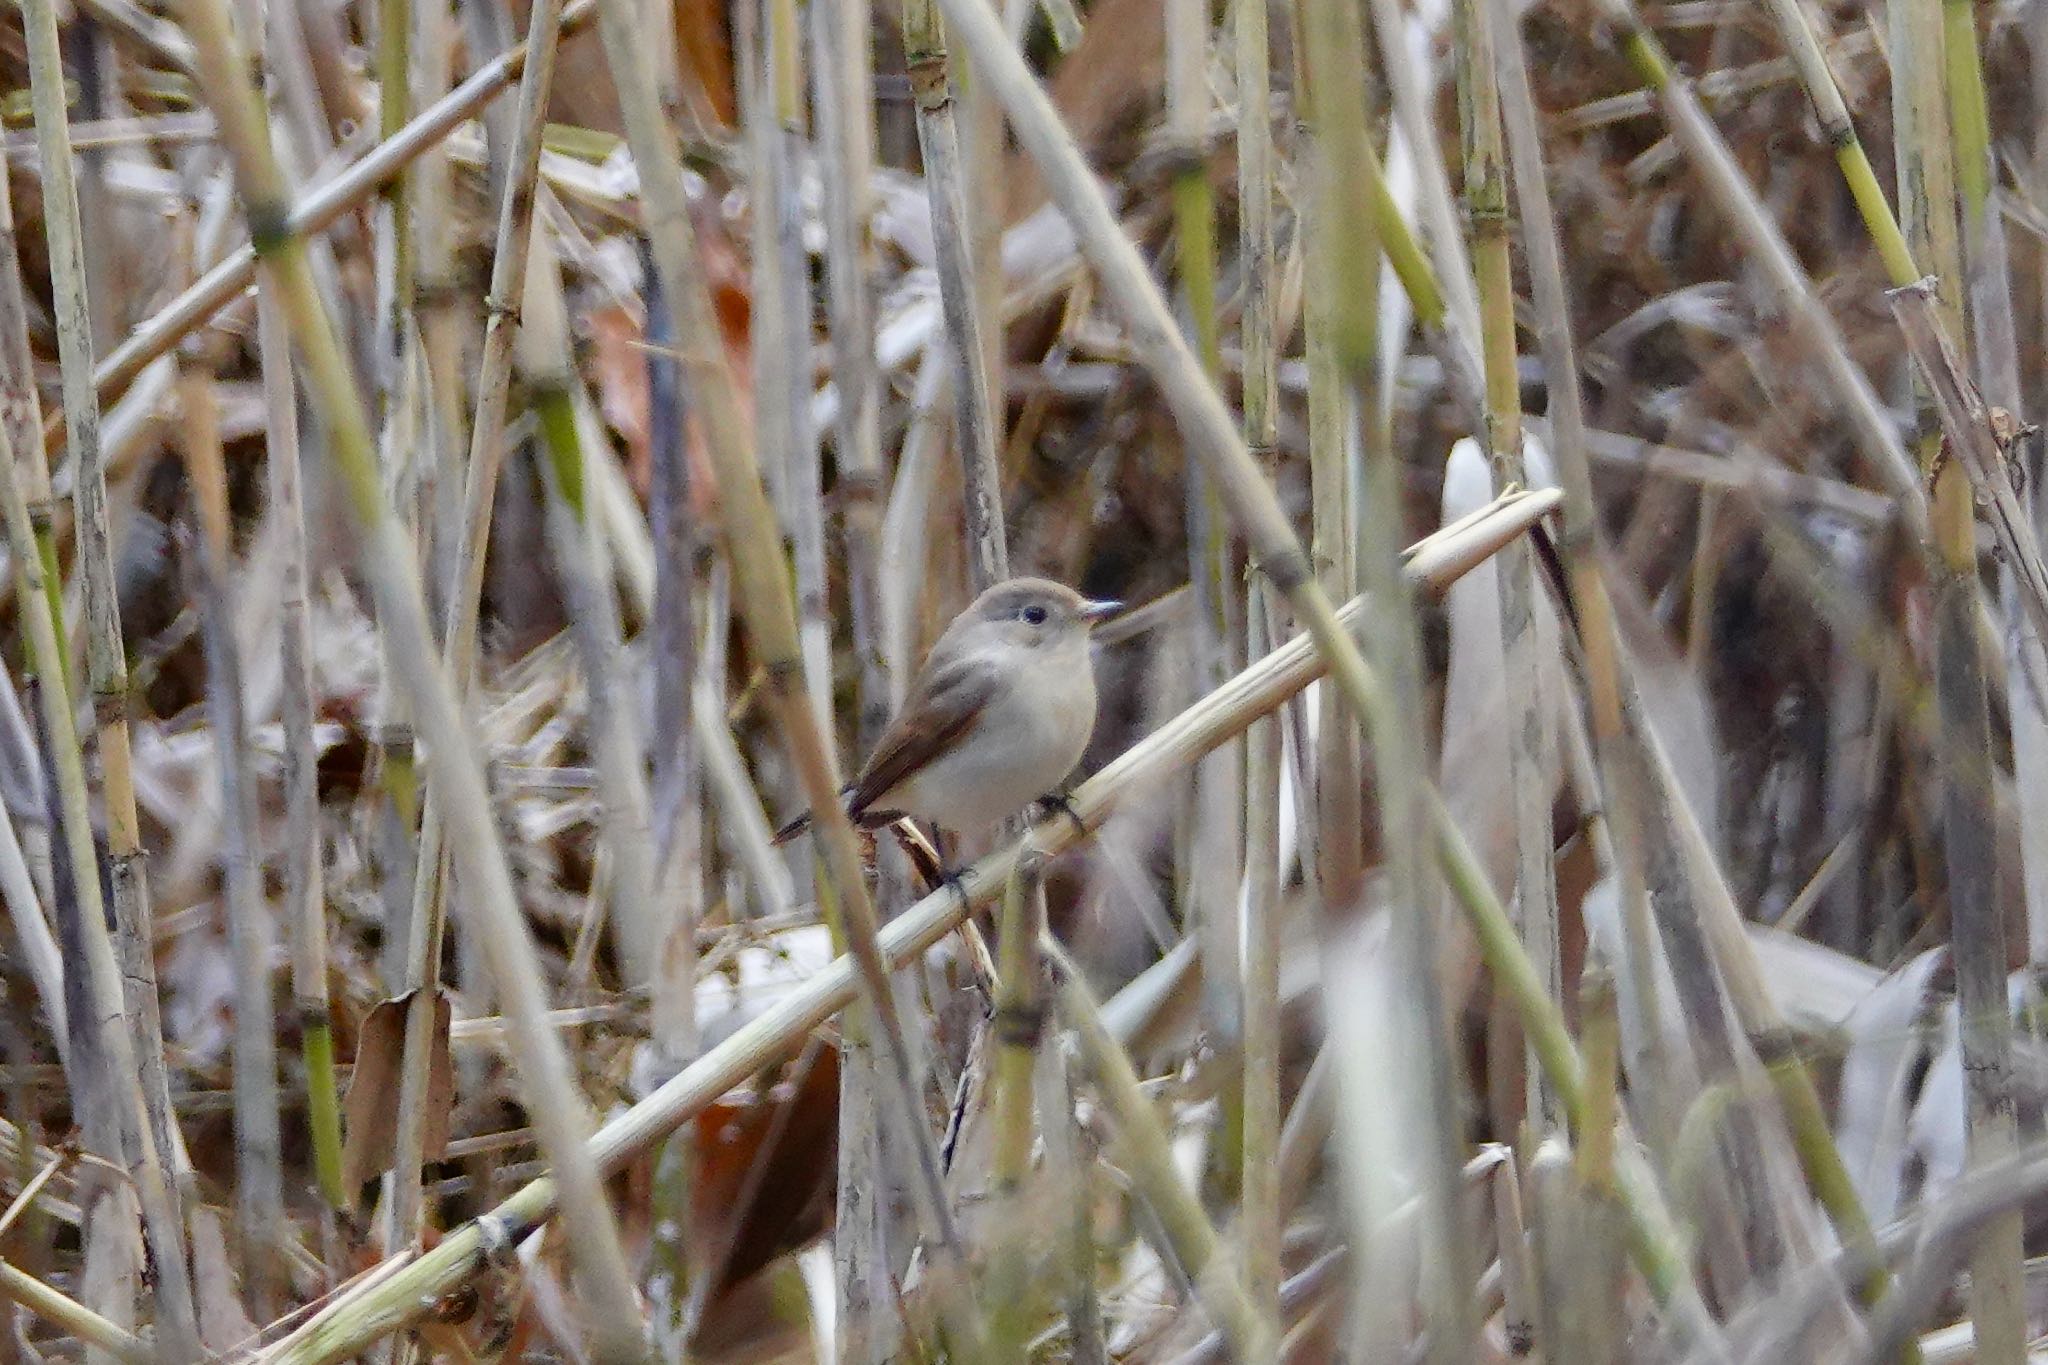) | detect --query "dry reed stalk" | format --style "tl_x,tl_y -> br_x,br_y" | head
1033,1035 -> 1106,1362
1294,0 -> 1368,1056
1887,0 -> 2023,1352
17,1 -> 198,1350
249,488 -> 1561,1365
169,0 -> 651,1354
1889,284 -> 2028,1363
256,281 -> 344,1212
1163,0 -> 1247,1221
988,856 -> 1051,1359
0,380 -> 178,1362
1235,0 -> 1283,1340
810,12 -> 904,1341
763,0 -> 833,718
388,0 -> 569,1264
519,227 -> 665,1030
1453,0 -> 1560,1132
1046,937 -> 1264,1358
375,0 -> 414,356
590,0 -> 985,1349
172,332 -> 285,1319
410,0 -> 464,617
900,0 -> 1008,588
0,1258 -> 148,1363
0,173 -> 65,1063
1299,0 -> 1474,1353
